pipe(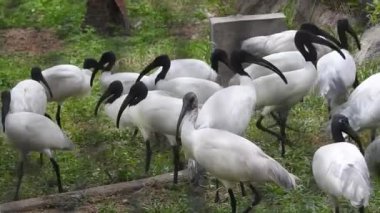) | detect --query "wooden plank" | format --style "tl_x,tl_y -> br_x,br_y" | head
0,170 -> 188,212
